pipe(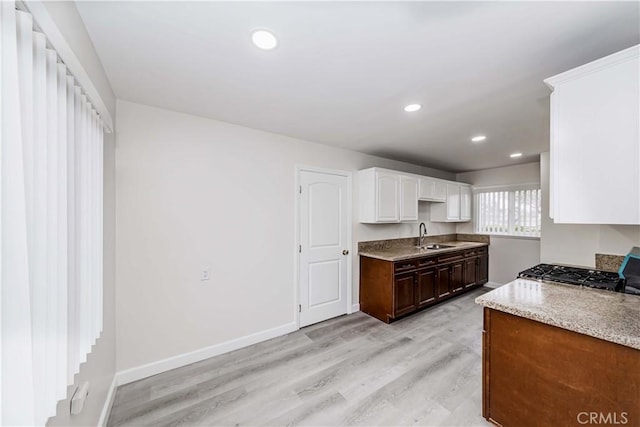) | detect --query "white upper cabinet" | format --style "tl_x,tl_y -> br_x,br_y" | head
544,45 -> 640,225
359,167 -> 469,223
418,177 -> 447,202
460,185 -> 472,221
431,183 -> 472,222
446,183 -> 461,221
359,168 -> 400,223
400,175 -> 419,222
375,171 -> 400,223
